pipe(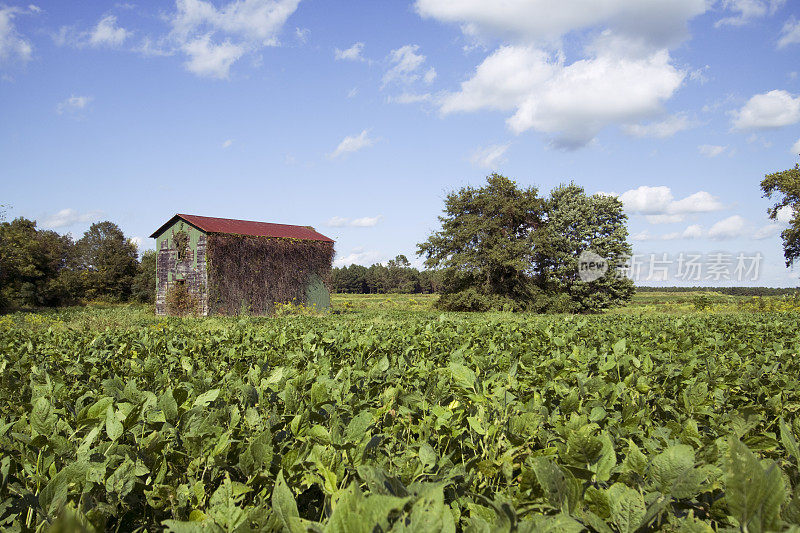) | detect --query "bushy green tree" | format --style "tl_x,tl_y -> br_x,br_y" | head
417,174 -> 634,312
75,221 -> 138,300
131,250 -> 157,303
0,217 -> 74,309
761,163 -> 800,266
418,174 -> 544,310
534,183 -> 634,312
